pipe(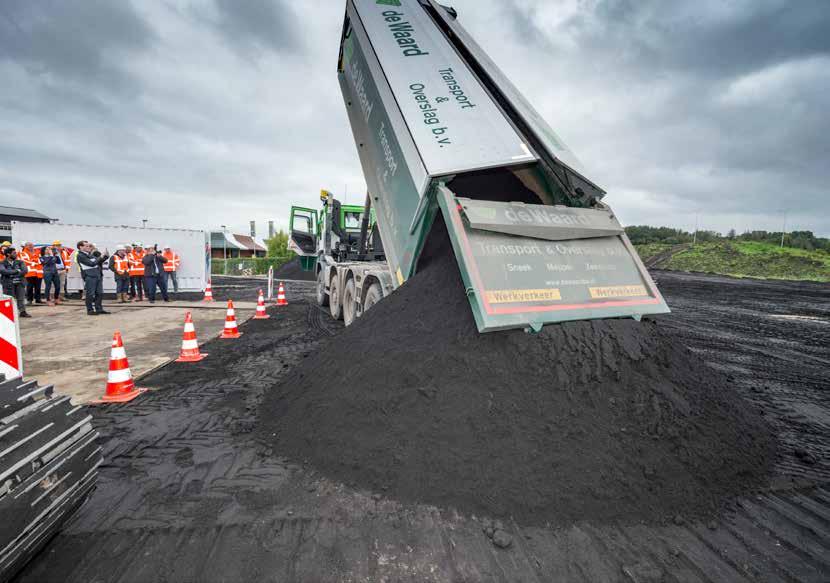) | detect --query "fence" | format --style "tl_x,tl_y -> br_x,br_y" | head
211,256 -> 293,276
